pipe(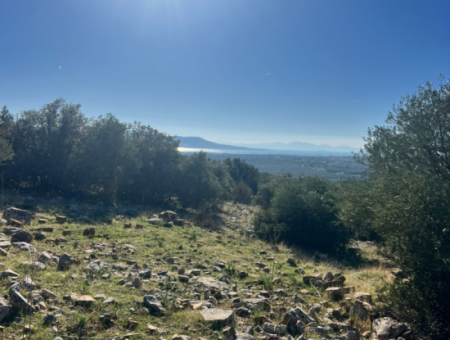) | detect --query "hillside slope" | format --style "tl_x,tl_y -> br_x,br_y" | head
0,202 -> 395,340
